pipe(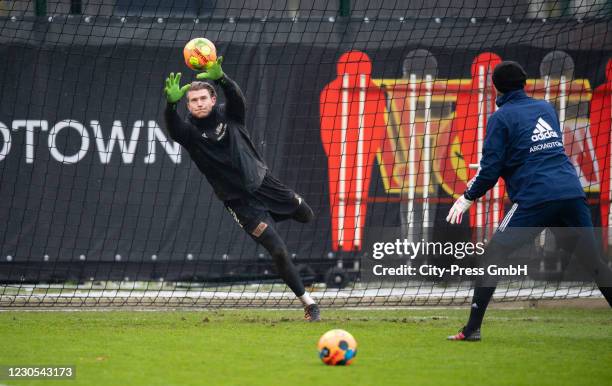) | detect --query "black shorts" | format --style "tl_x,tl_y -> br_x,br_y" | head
224,173 -> 302,235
